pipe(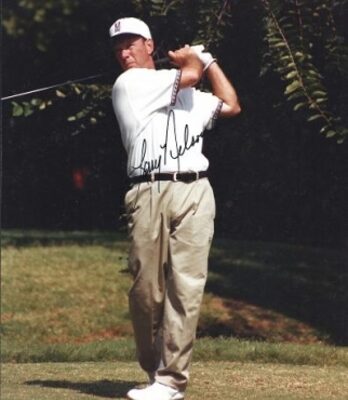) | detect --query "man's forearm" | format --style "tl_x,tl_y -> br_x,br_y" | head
179,58 -> 203,88
168,46 -> 204,88
206,62 -> 241,117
